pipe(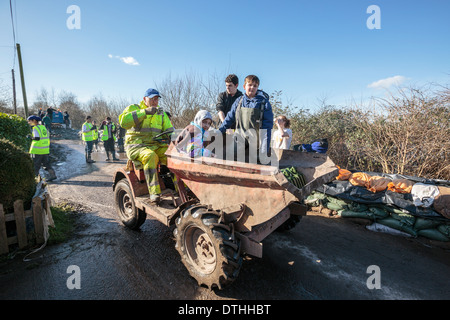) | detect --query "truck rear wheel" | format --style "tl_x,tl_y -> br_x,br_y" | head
173,205 -> 242,289
114,178 -> 146,230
